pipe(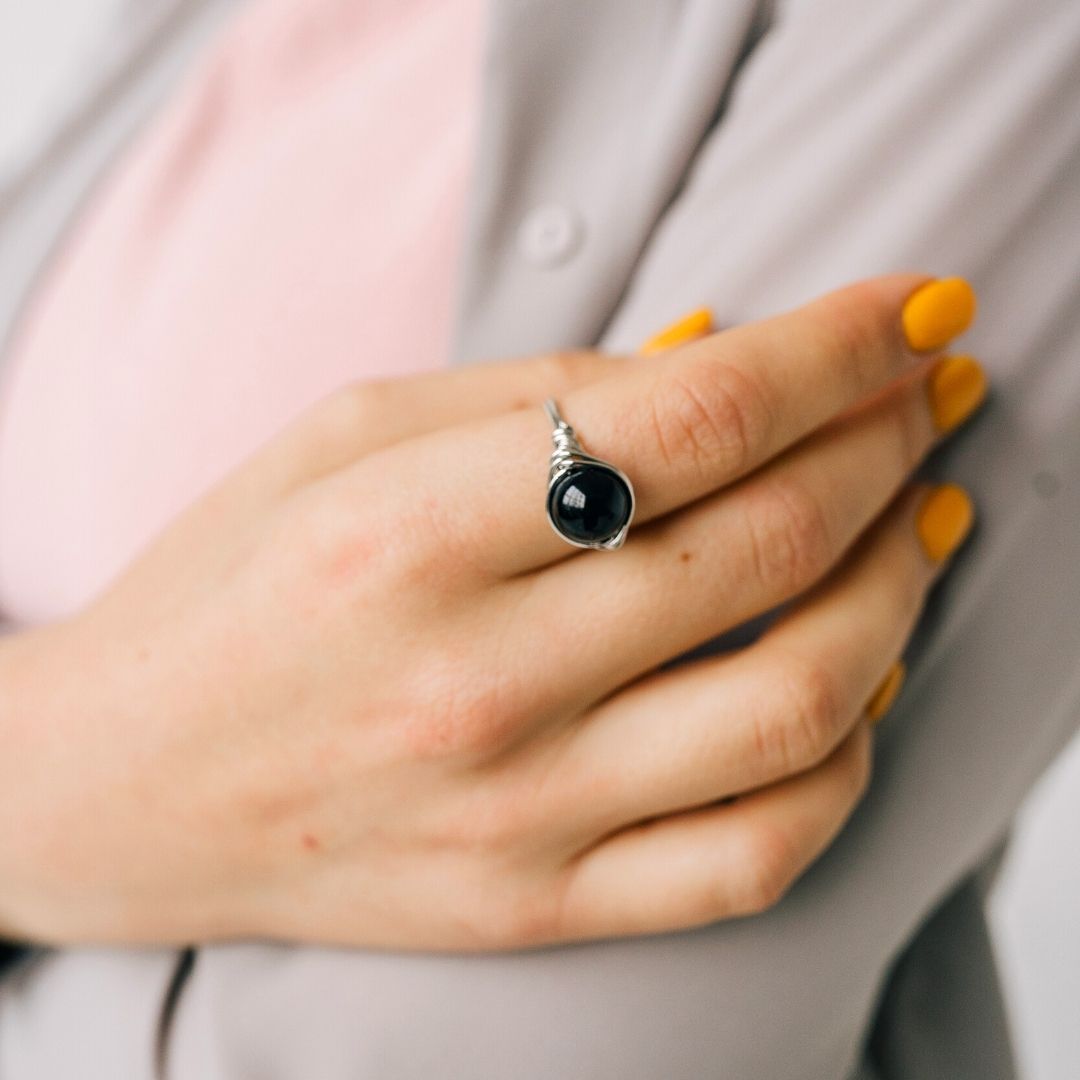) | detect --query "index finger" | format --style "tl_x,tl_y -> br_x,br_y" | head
569,273 -> 974,526
363,274 -> 977,576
